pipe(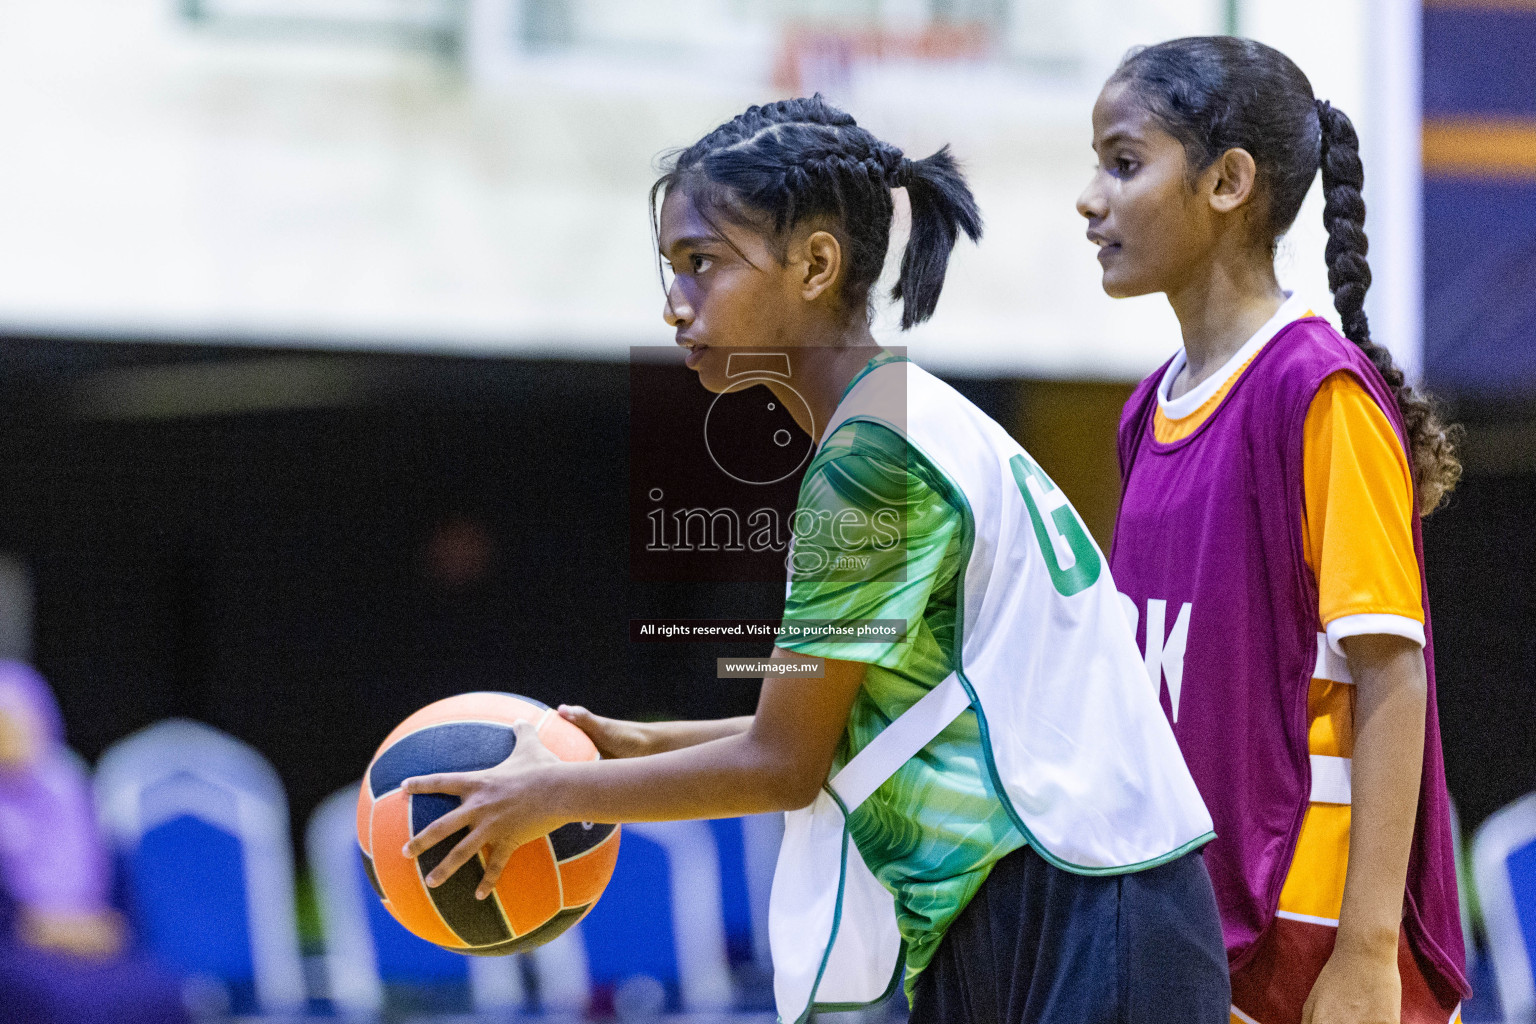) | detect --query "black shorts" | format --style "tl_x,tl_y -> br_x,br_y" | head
909,844 -> 1230,1024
